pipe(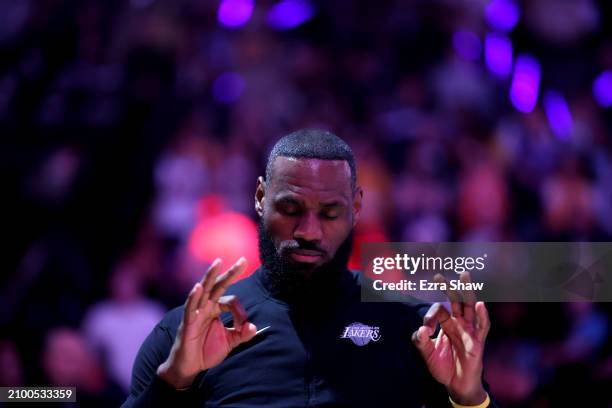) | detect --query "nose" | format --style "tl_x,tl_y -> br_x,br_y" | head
294,211 -> 323,243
